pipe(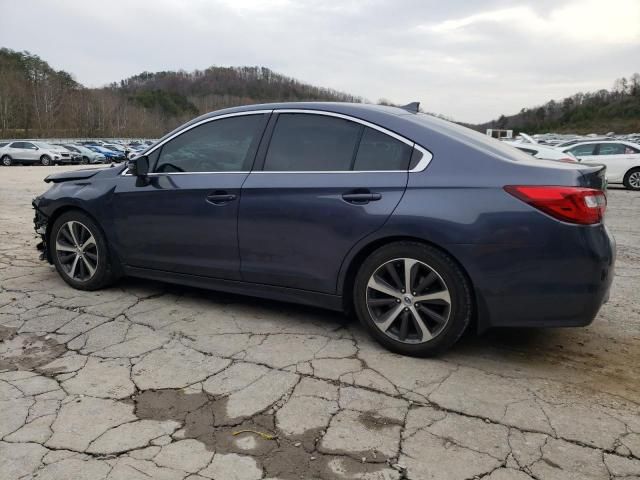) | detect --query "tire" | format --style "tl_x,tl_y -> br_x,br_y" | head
40,155 -> 51,166
353,241 -> 472,357
49,211 -> 117,291
1,155 -> 12,166
623,168 -> 640,191
81,156 -> 89,165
